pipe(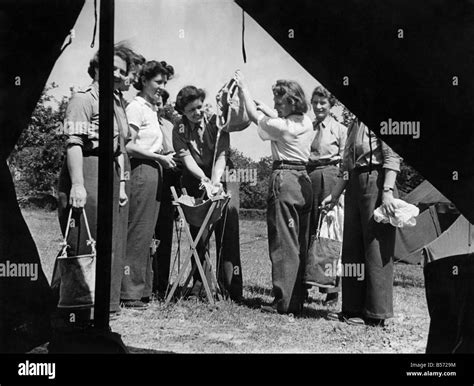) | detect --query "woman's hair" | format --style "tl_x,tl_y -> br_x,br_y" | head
134,60 -> 168,91
87,45 -> 135,79
160,60 -> 175,81
159,88 -> 170,105
175,86 -> 206,114
272,80 -> 308,114
311,85 -> 336,107
87,51 -> 100,79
